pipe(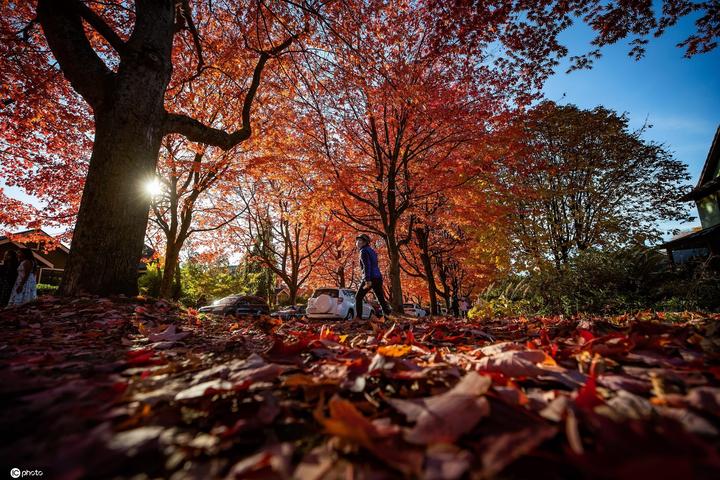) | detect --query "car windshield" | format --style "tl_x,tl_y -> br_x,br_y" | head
214,296 -> 240,306
312,289 -> 339,298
